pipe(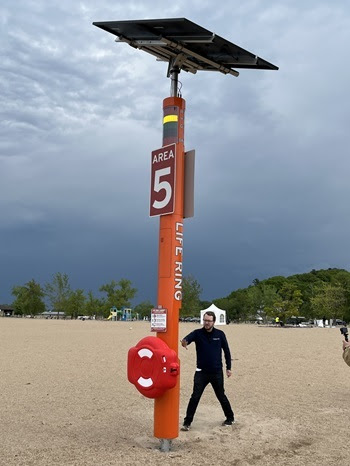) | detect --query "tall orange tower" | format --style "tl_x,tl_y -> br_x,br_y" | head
93,17 -> 278,452
154,73 -> 186,445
